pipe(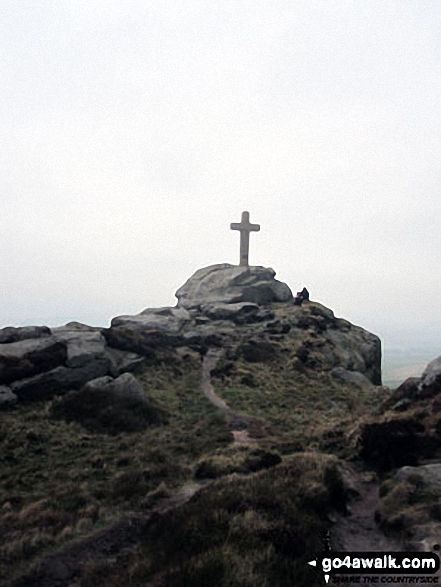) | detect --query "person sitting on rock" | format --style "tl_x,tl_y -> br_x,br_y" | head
294,287 -> 310,306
